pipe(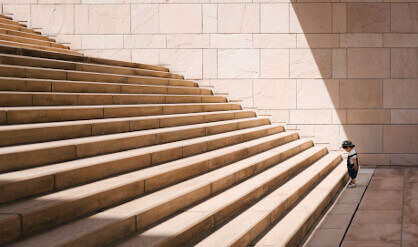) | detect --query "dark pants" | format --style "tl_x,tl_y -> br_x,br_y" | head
347,165 -> 358,179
